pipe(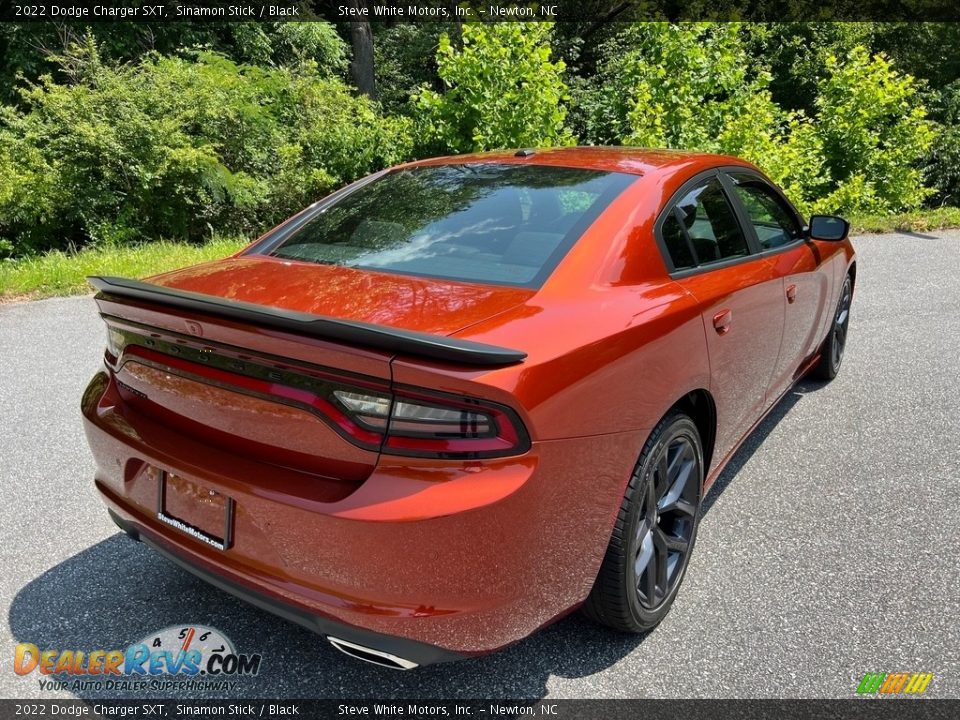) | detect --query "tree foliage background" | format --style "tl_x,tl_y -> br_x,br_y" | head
0,19 -> 956,257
